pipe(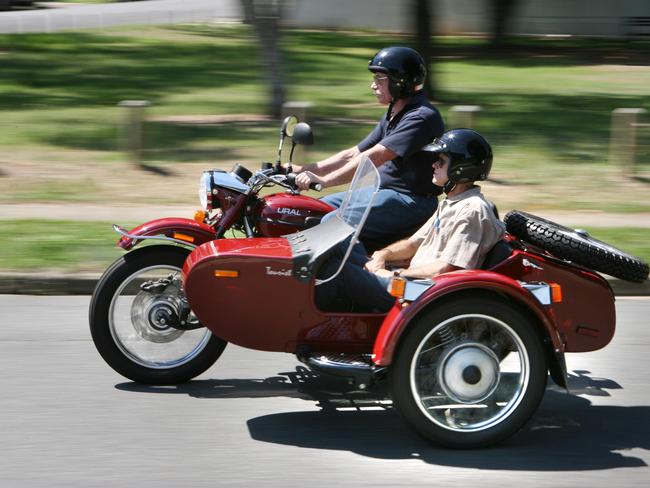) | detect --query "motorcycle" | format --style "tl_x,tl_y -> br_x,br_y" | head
113,116 -> 332,251
90,122 -> 649,449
